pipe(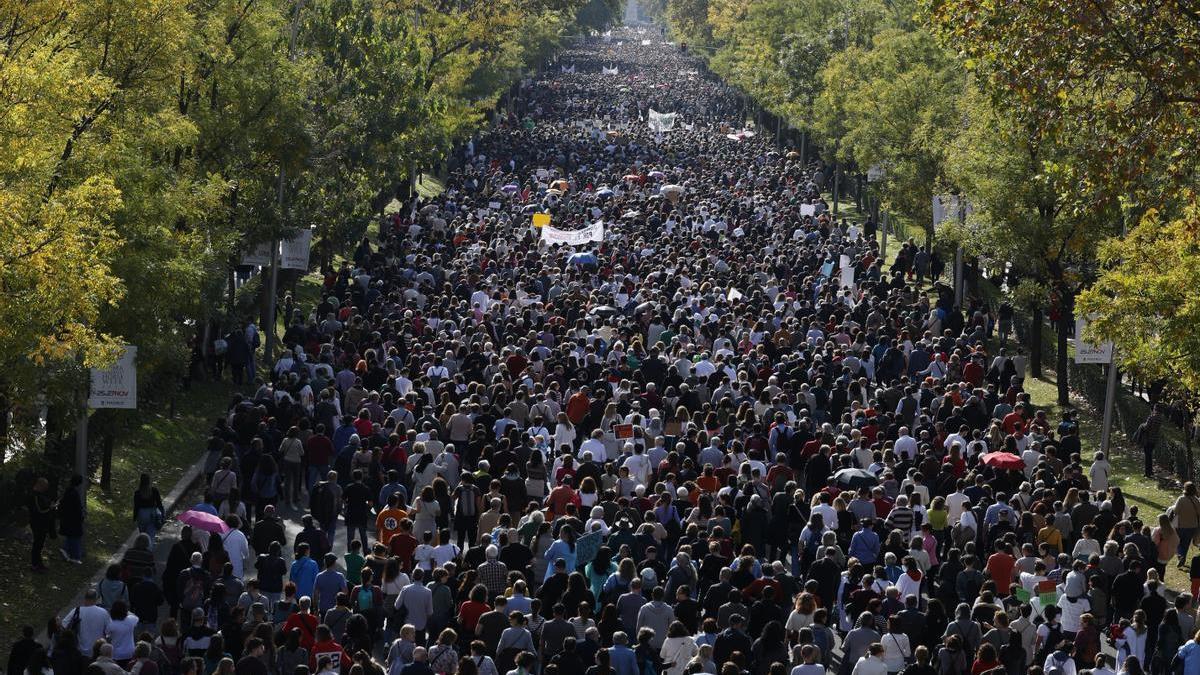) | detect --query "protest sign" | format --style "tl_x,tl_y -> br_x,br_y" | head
532,213 -> 551,228
541,221 -> 604,246
647,109 -> 677,132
